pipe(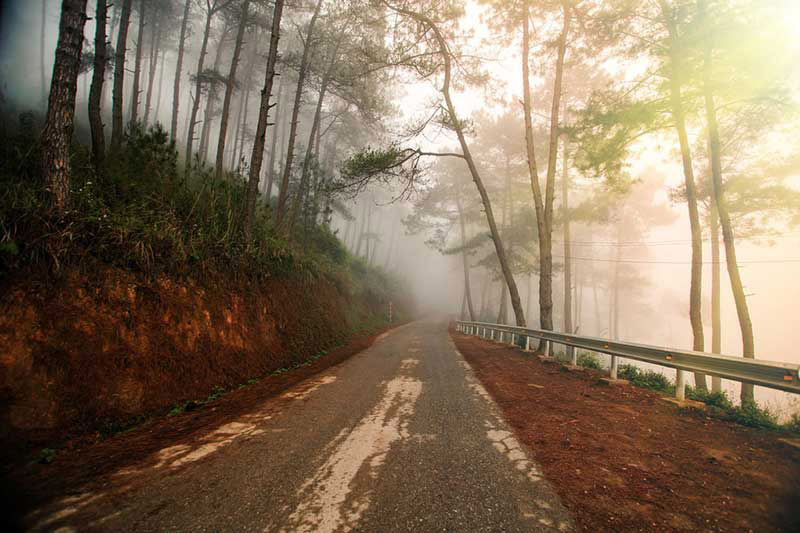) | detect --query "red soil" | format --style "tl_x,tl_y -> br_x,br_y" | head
452,329 -> 800,532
